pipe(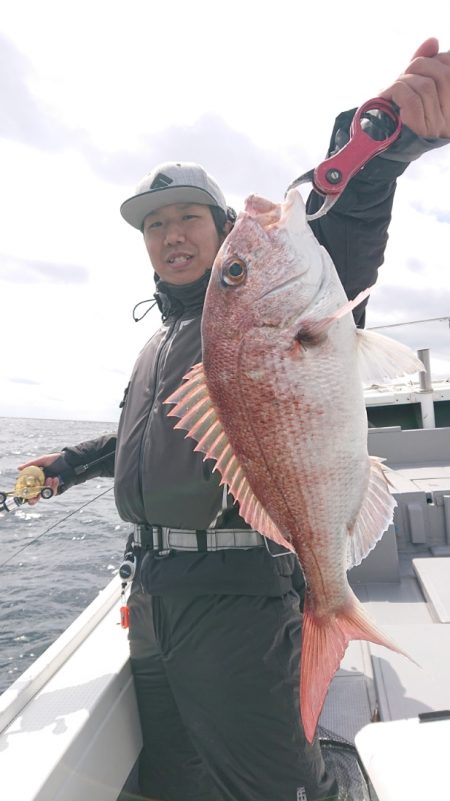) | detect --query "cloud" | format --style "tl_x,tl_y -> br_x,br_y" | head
369,283 -> 450,323
79,114 -> 305,199
433,210 -> 450,224
0,253 -> 89,283
0,32 -> 304,204
411,202 -> 450,225
372,323 -> 450,353
0,33 -> 68,150
367,283 -> 450,375
8,377 -> 40,385
0,33 -> 101,167
405,258 -> 426,274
